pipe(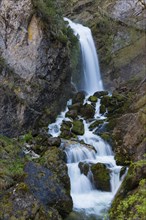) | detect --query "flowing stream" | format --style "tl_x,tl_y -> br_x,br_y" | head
49,19 -> 124,219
